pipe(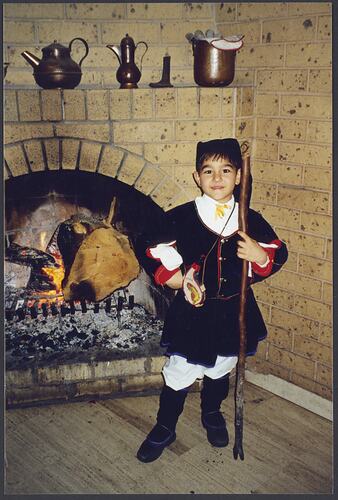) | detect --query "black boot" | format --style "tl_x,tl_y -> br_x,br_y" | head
201,374 -> 230,447
137,385 -> 188,463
